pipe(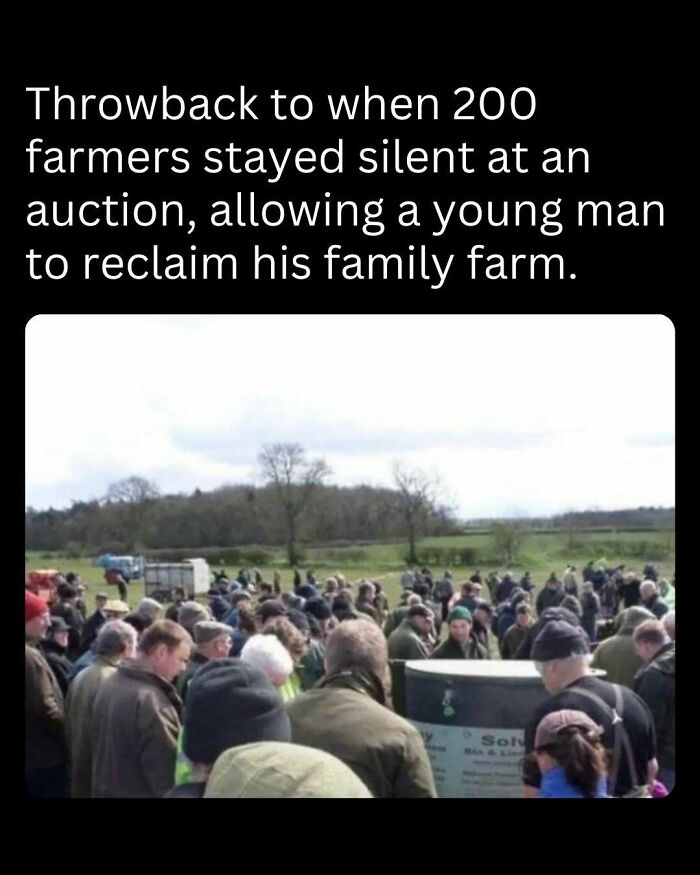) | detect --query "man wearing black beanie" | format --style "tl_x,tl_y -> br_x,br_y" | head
523,620 -> 658,798
166,659 -> 292,798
